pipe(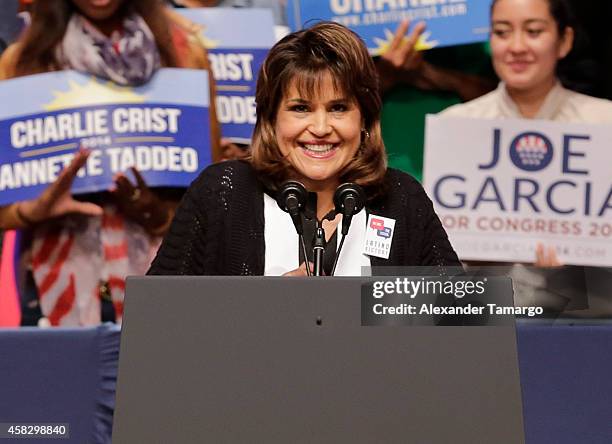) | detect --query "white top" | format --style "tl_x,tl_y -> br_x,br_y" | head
263,194 -> 371,276
441,82 -> 612,124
